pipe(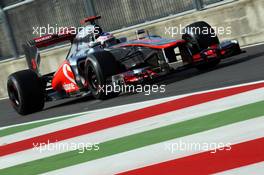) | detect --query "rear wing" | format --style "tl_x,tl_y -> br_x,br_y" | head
23,16 -> 101,75
23,30 -> 76,75
80,15 -> 101,25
